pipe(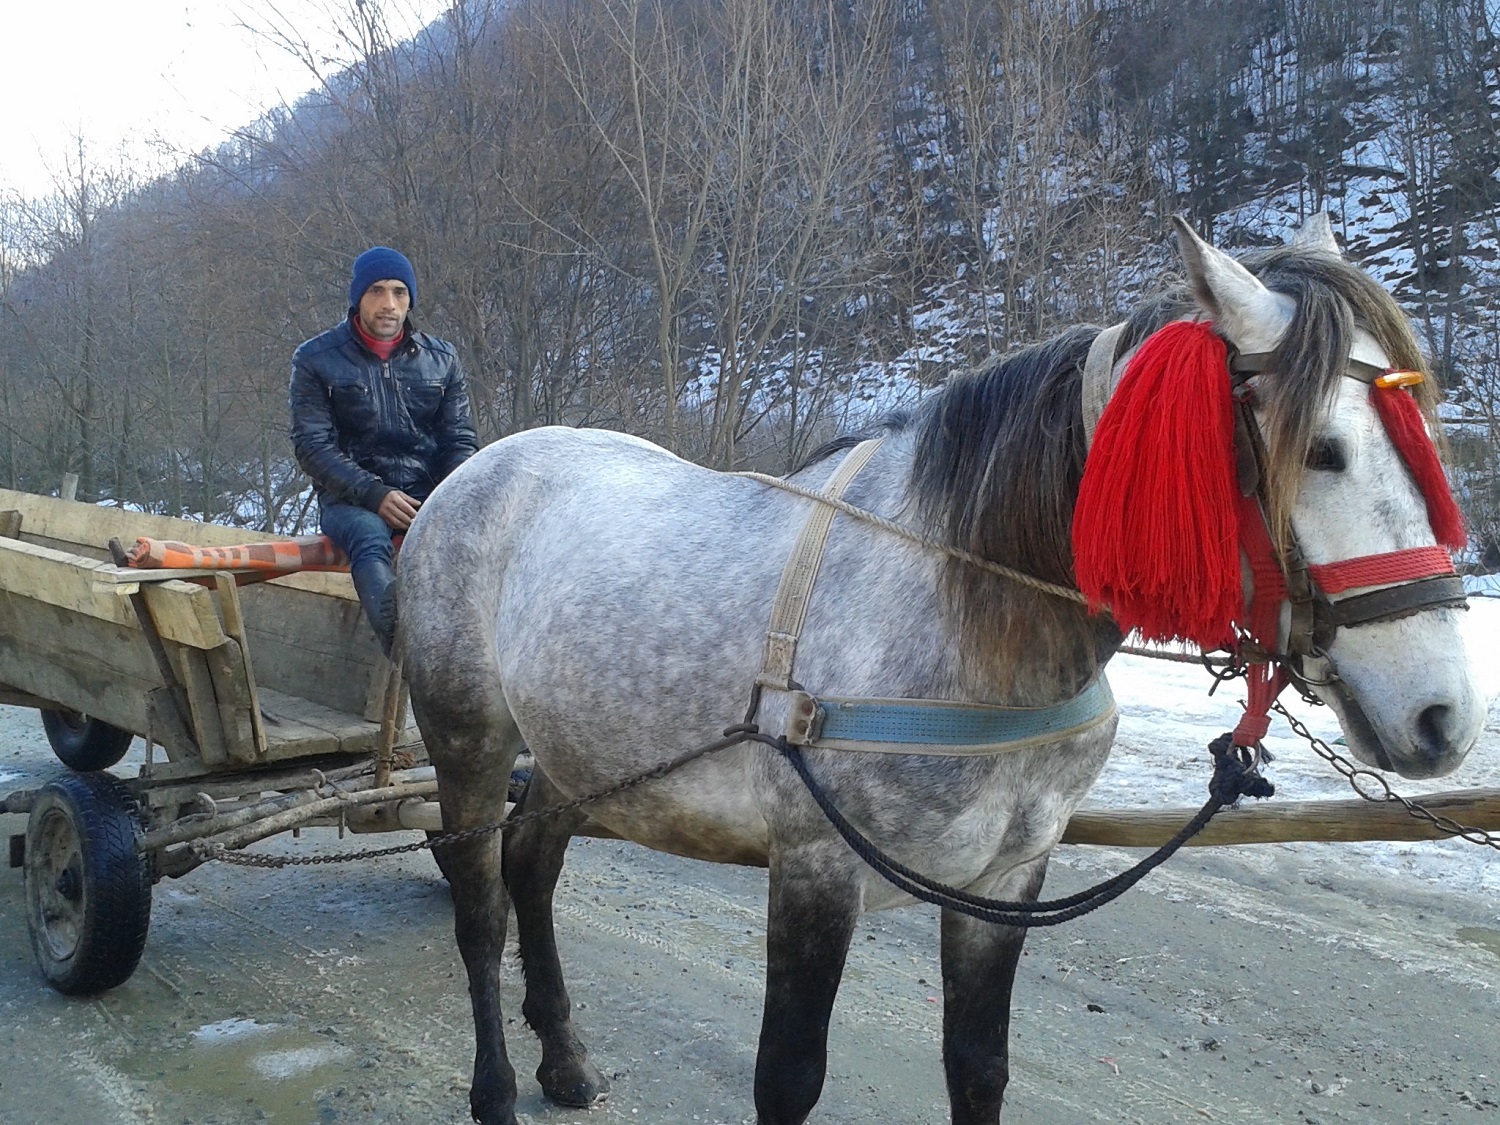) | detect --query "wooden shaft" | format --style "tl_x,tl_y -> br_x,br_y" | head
136,768 -> 437,852
159,778 -> 439,858
373,659 -> 405,789
1060,787 -> 1500,847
